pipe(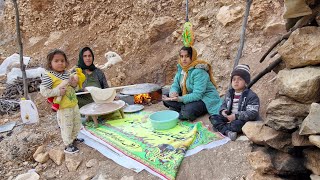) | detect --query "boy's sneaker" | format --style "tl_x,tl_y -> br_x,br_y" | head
227,131 -> 238,141
64,144 -> 79,154
74,138 -> 84,143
